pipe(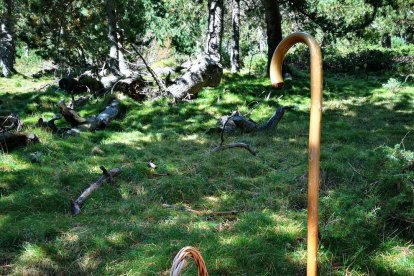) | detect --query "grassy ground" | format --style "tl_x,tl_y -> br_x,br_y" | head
0,68 -> 413,275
